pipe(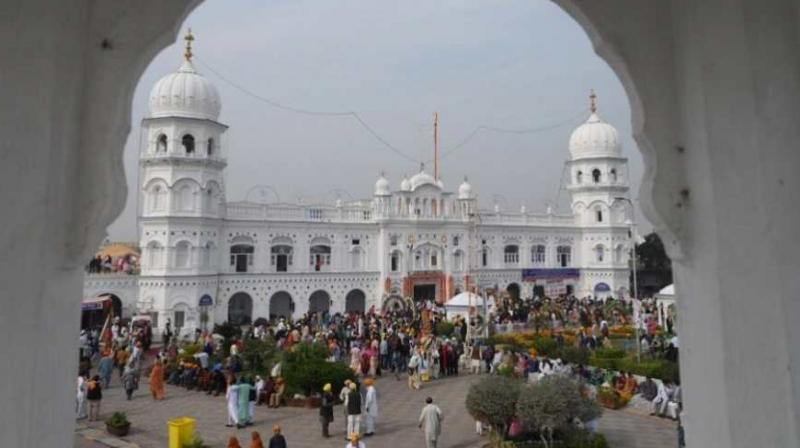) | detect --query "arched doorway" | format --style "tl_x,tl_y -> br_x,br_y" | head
227,292 -> 253,325
345,289 -> 366,313
270,291 -> 293,320
308,290 -> 330,314
506,283 -> 521,301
